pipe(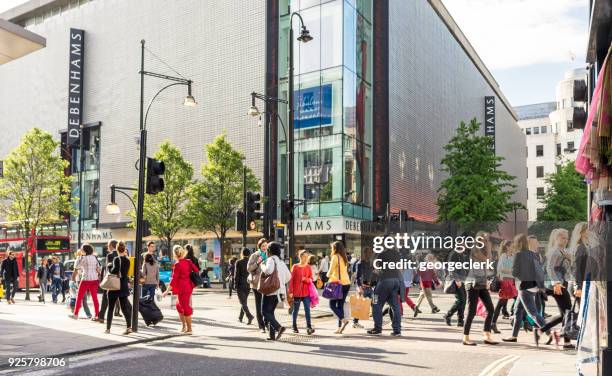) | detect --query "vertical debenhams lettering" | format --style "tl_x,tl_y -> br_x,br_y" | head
67,29 -> 85,146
